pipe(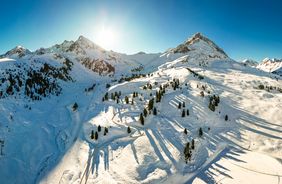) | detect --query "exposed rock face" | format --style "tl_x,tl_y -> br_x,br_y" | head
81,57 -> 115,75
